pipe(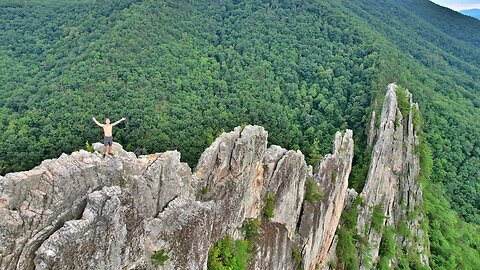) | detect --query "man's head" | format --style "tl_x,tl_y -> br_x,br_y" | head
105,118 -> 110,124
